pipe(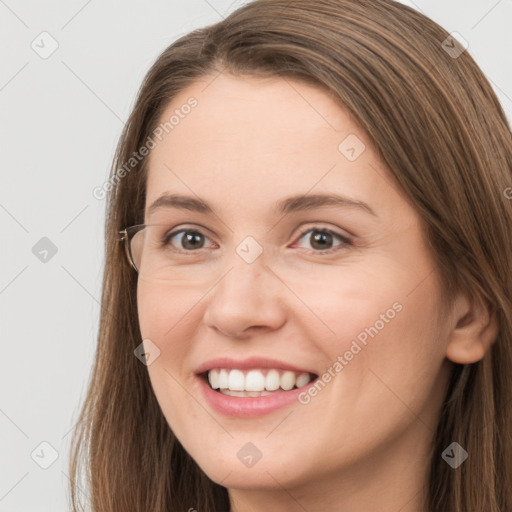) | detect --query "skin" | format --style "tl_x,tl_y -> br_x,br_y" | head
137,73 -> 497,512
